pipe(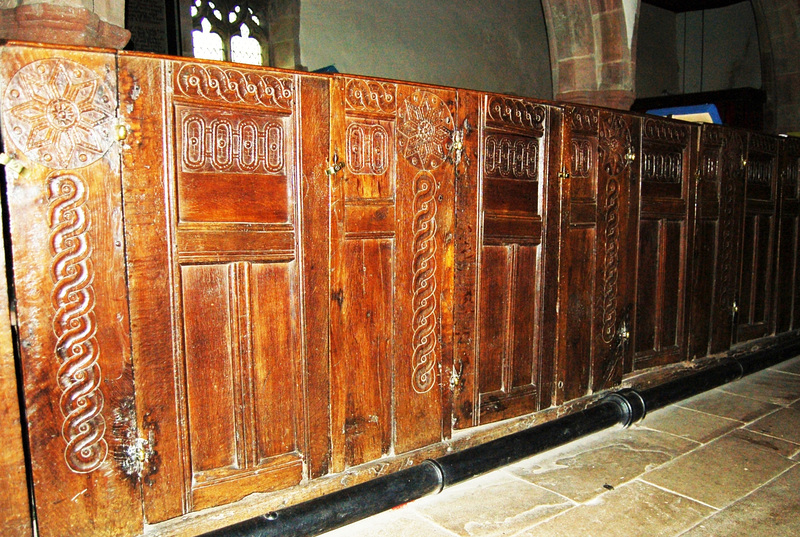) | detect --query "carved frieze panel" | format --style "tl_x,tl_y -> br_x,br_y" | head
486,95 -> 546,136
484,134 -> 539,180
344,78 -> 396,115
569,106 -> 599,135
174,63 -> 293,111
642,118 -> 690,146
2,58 -> 116,169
